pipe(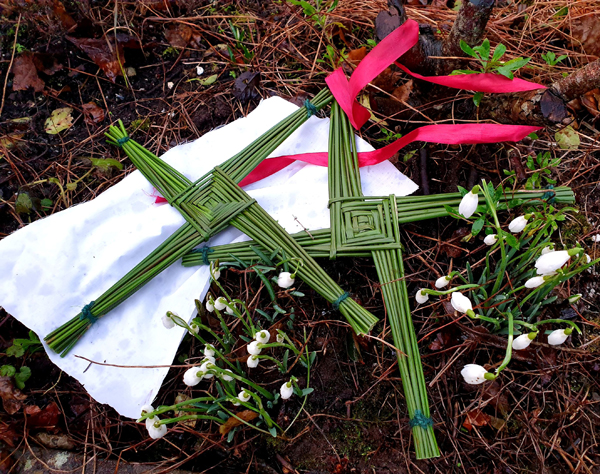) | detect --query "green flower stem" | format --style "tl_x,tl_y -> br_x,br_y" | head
532,319 -> 581,333
495,311 -> 514,375
255,354 -> 286,372
421,284 -> 480,296
158,414 -> 223,425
